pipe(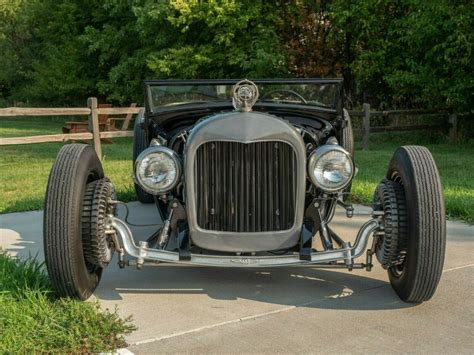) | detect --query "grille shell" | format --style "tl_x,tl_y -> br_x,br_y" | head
195,141 -> 297,233
184,110 -> 306,252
